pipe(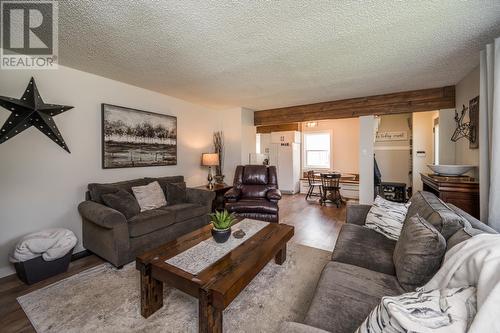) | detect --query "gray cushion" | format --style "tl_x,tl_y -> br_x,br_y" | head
101,189 -> 140,219
447,227 -> 485,251
332,224 -> 396,275
88,178 -> 148,204
407,191 -> 470,239
145,176 -> 185,196
166,182 -> 187,205
393,214 -> 446,291
303,262 -> 404,333
161,203 -> 208,222
447,203 -> 497,234
128,209 -> 175,237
